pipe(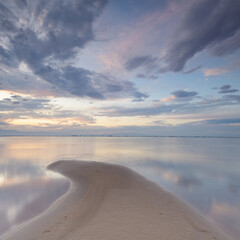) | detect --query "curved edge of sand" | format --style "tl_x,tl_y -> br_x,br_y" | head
2,160 -> 229,240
